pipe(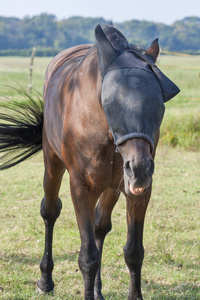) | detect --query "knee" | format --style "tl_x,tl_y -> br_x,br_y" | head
40,197 -> 62,221
95,207 -> 112,239
95,221 -> 112,240
123,244 -> 144,268
78,247 -> 100,277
